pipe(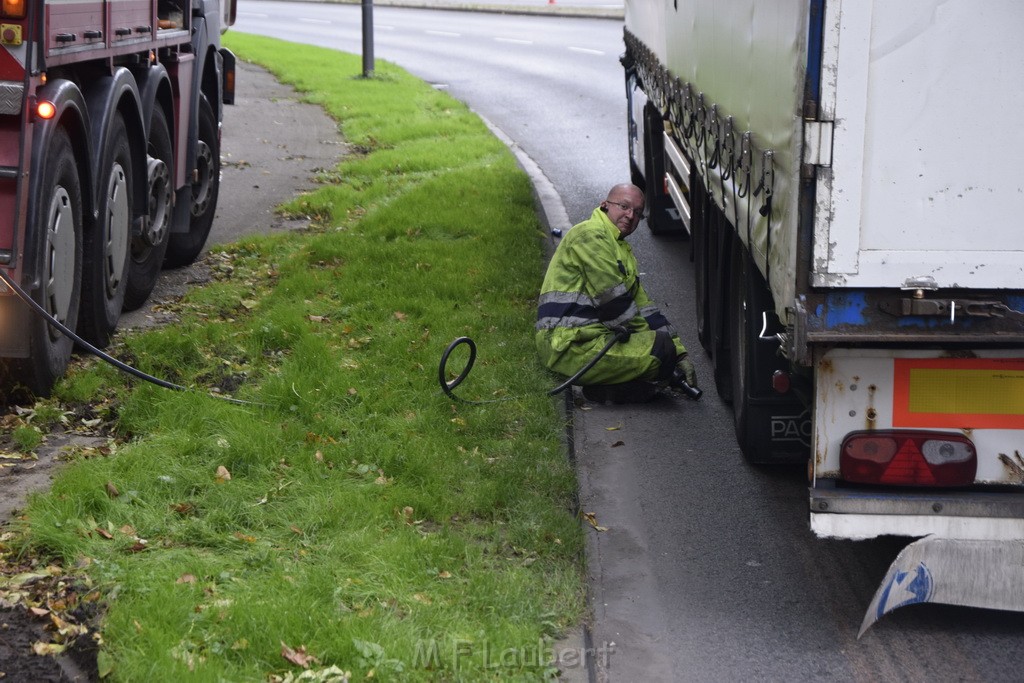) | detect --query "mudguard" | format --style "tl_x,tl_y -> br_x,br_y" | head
83,68 -> 147,227
24,80 -> 90,289
859,536 -> 1024,637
